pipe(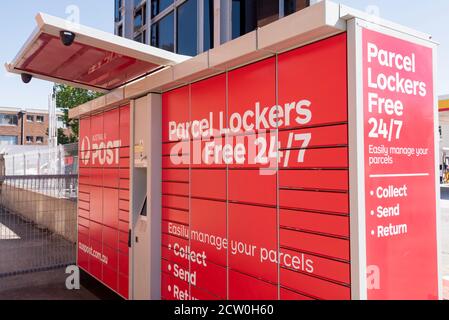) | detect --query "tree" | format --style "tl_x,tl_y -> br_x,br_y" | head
53,84 -> 103,144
